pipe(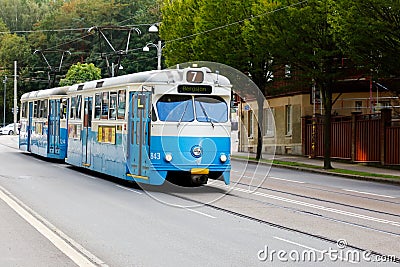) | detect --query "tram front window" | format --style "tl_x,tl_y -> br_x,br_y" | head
157,95 -> 194,122
195,96 -> 228,123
